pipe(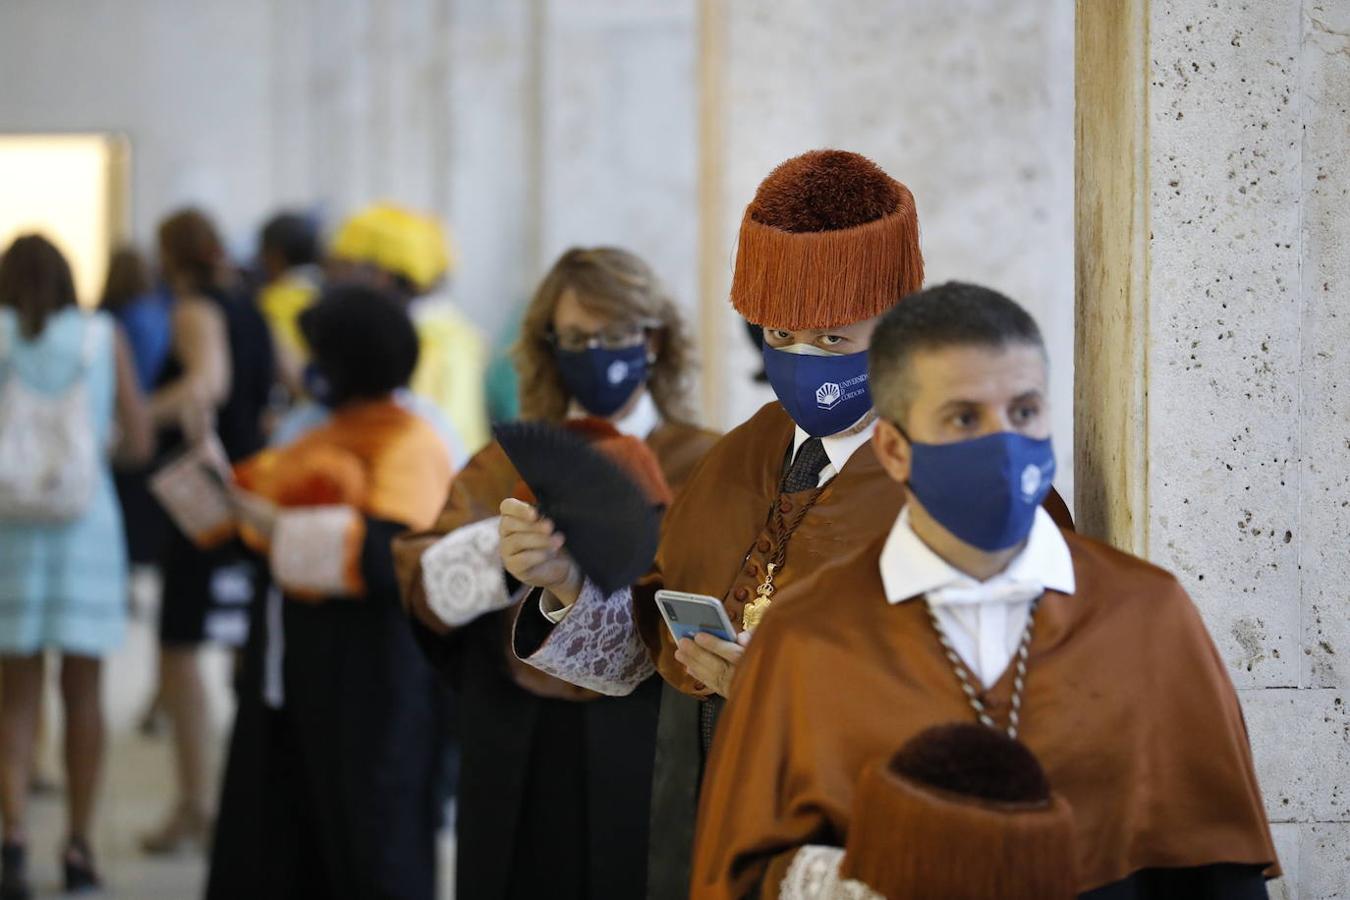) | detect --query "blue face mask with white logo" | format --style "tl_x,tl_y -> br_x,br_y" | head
554,344 -> 649,418
763,344 -> 873,438
906,430 -> 1056,551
